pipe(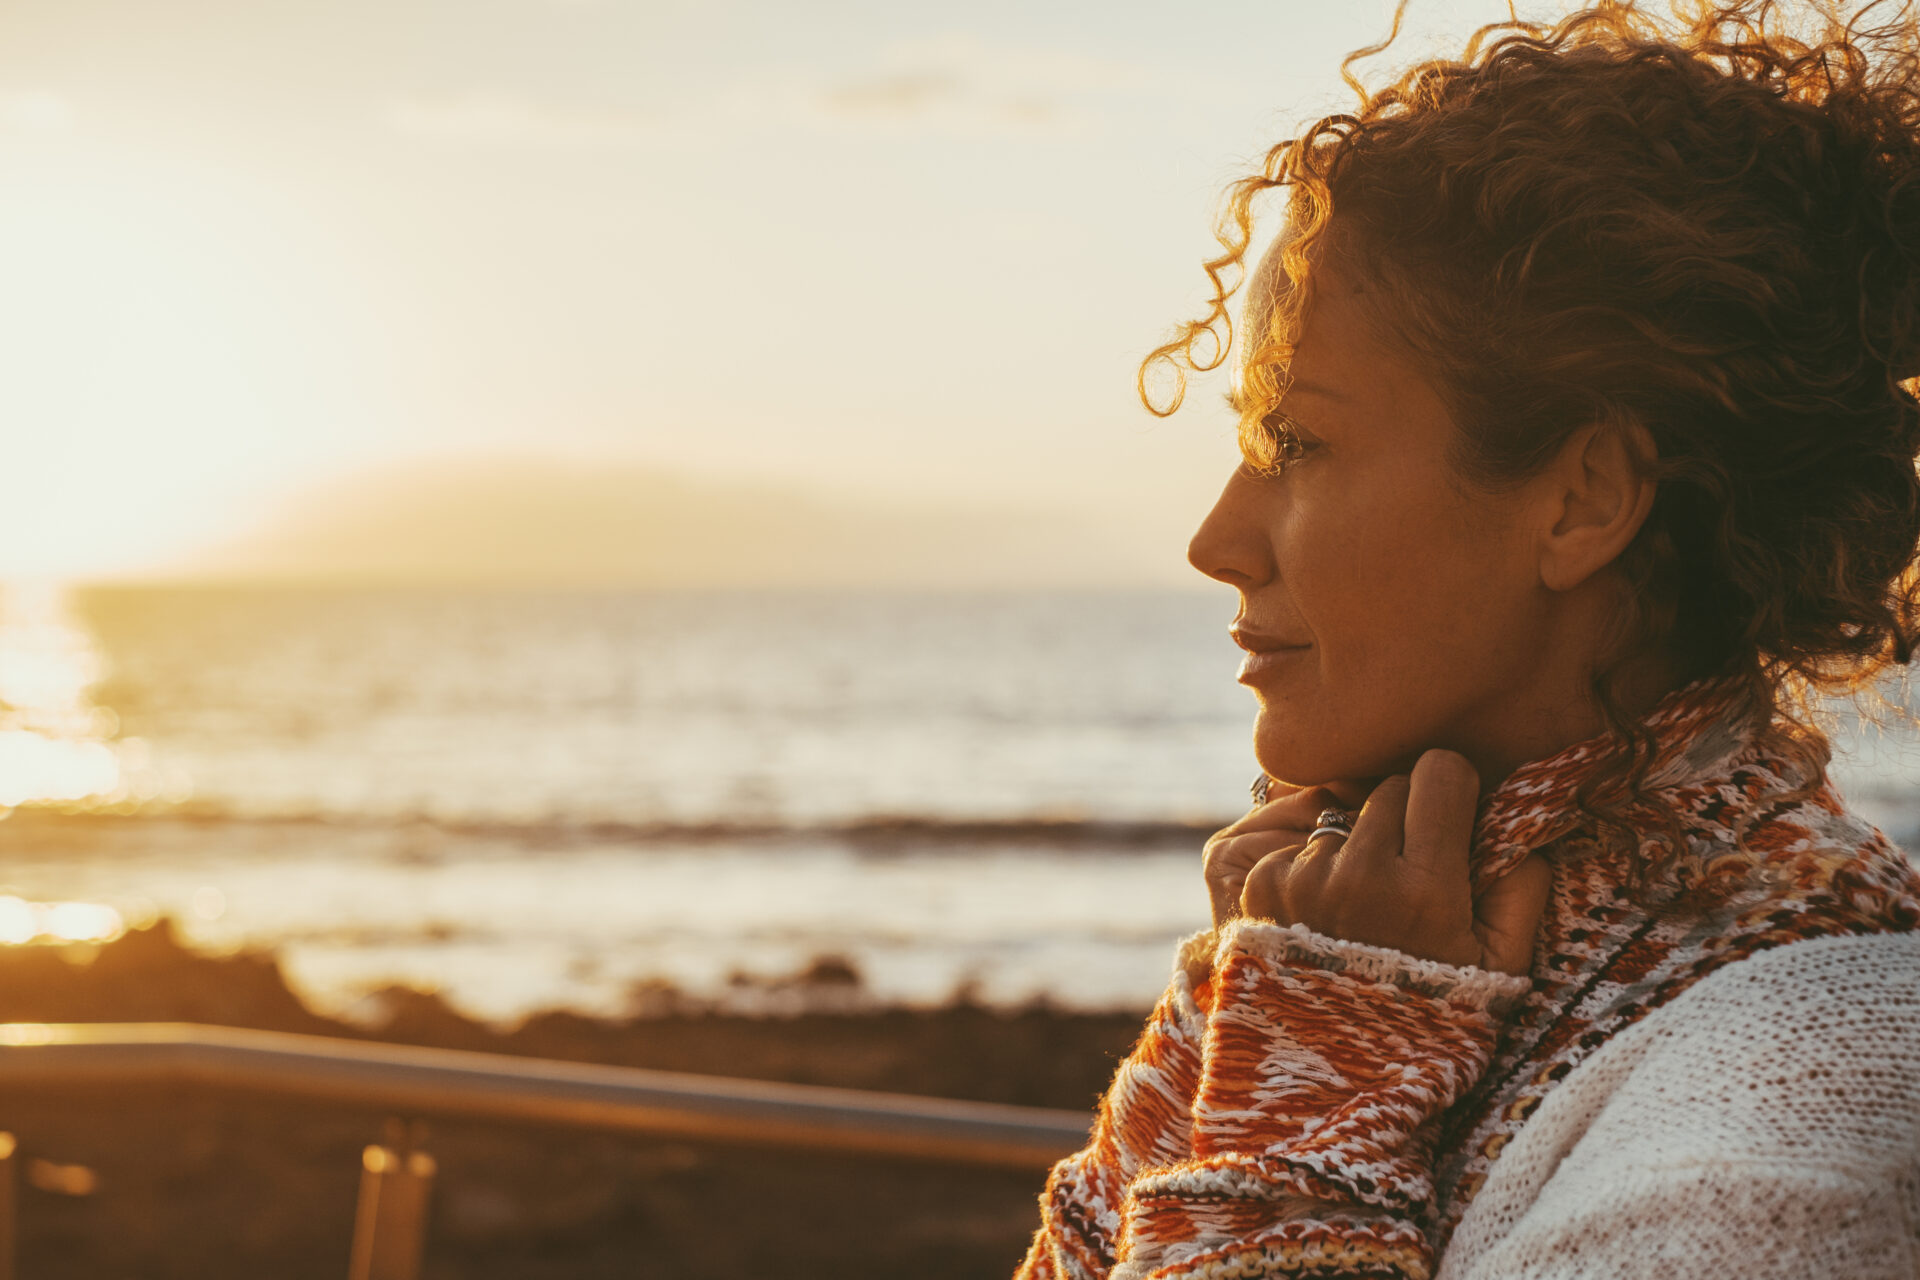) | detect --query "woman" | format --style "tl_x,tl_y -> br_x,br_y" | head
1020,3 -> 1920,1278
